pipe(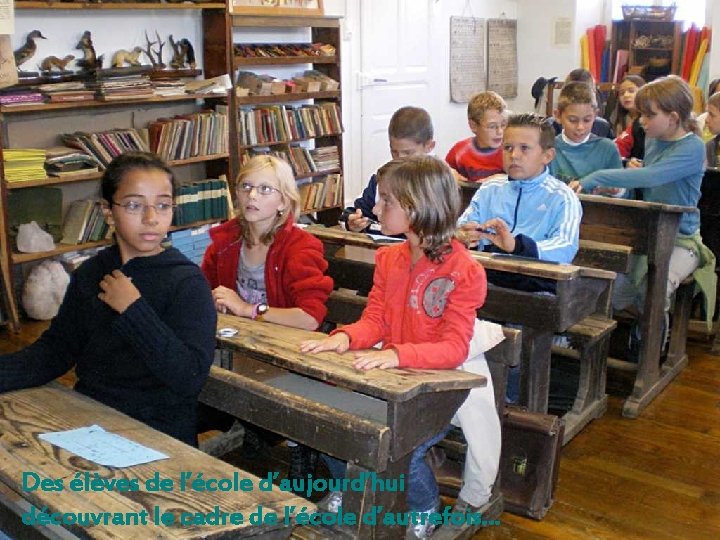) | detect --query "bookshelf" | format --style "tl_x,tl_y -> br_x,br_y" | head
203,12 -> 344,226
610,19 -> 683,80
0,4 -> 230,330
